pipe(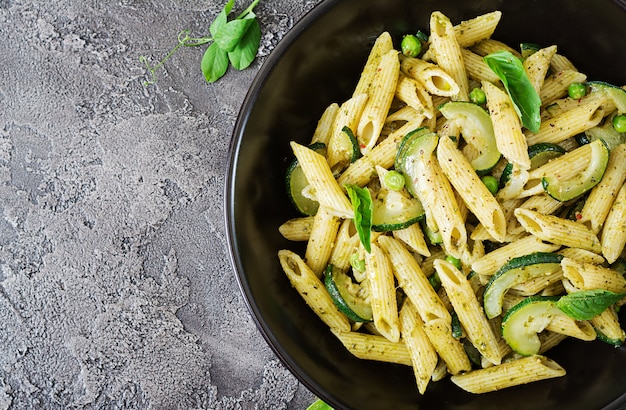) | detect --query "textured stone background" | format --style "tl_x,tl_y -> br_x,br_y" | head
0,0 -> 322,408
